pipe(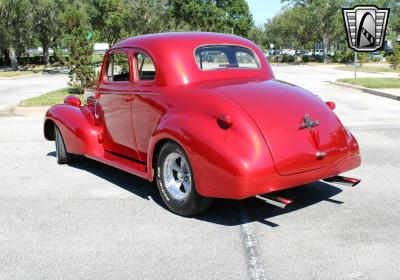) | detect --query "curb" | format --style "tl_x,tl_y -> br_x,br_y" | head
0,72 -> 39,79
0,106 -> 14,116
329,81 -> 400,101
